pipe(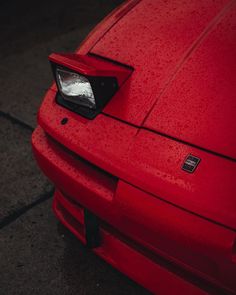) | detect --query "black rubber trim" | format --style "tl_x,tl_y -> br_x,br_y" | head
56,92 -> 100,119
84,209 -> 101,248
